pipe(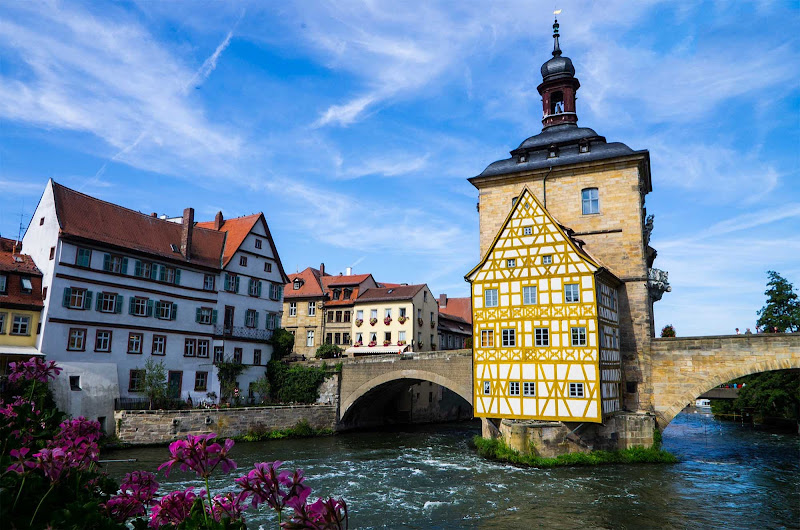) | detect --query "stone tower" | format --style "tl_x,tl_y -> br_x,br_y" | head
469,18 -> 670,412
